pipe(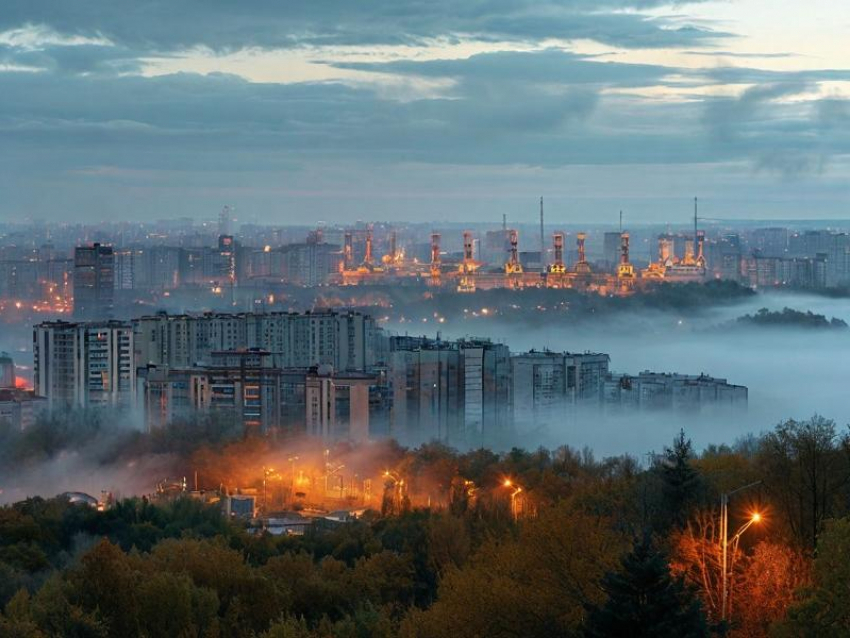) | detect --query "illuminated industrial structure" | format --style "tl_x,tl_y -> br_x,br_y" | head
642,198 -> 707,282
311,199 -> 706,293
